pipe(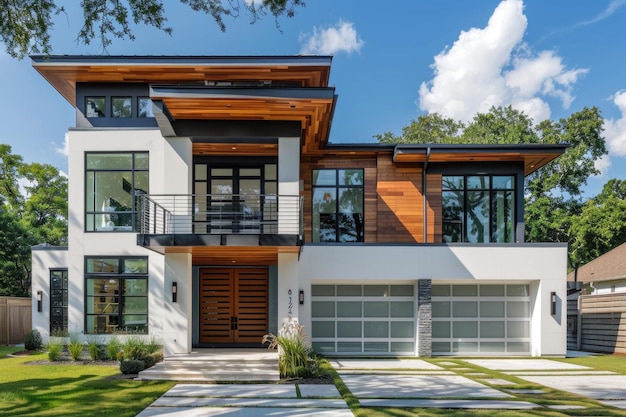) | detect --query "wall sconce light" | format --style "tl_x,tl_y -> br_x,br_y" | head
550,291 -> 556,316
172,282 -> 177,303
36,291 -> 42,312
299,290 -> 304,305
